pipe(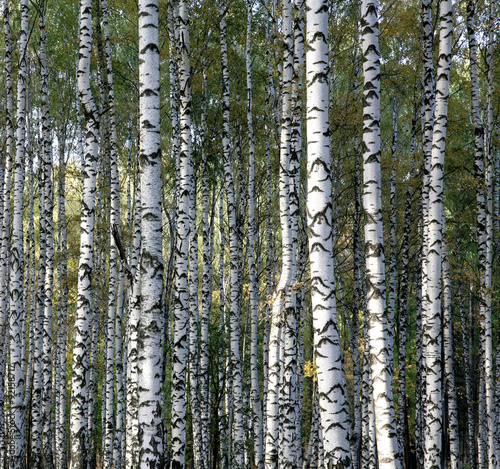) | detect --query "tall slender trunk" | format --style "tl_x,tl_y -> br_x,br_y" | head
39,2 -> 54,466
219,2 -> 244,466
397,117 -> 417,465
306,0 -> 351,465
361,0 -> 400,467
137,0 -> 164,465
246,2 -> 263,467
125,186 -> 141,469
9,0 -> 29,466
171,1 -> 190,466
55,131 -> 69,469
0,1 -> 14,465
199,71 -> 212,467
467,2 -> 496,467
442,223 -> 461,469
189,172 -> 202,469
70,0 -> 100,466
387,101 -> 398,373
422,1 -> 452,466
418,1 -> 435,463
